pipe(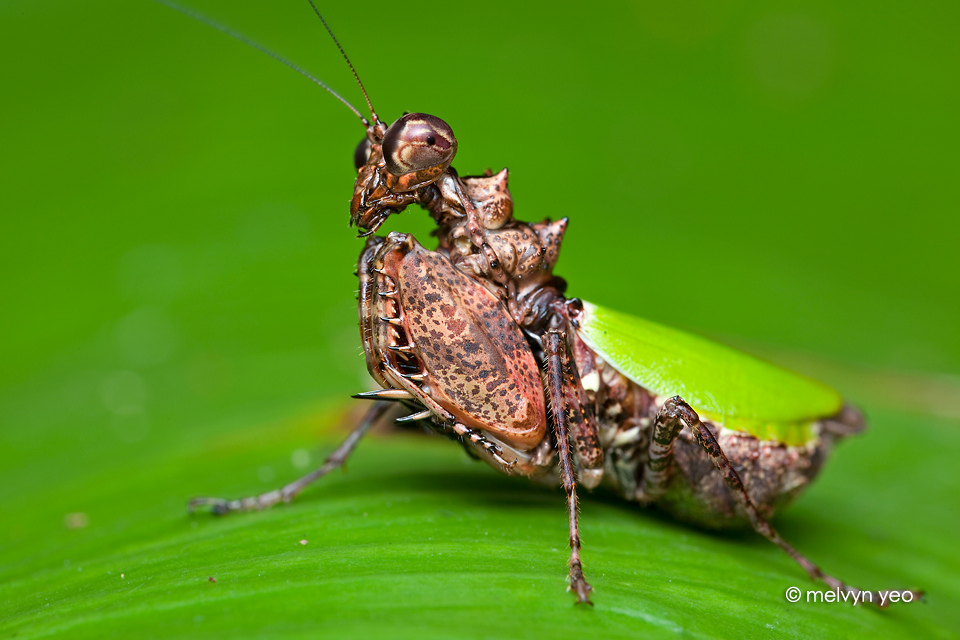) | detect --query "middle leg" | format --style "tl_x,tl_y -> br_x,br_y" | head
544,329 -> 593,605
